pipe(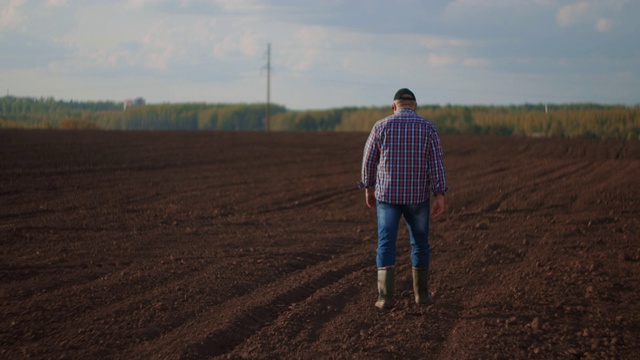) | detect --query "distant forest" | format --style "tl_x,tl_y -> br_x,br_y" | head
1,96 -> 638,140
